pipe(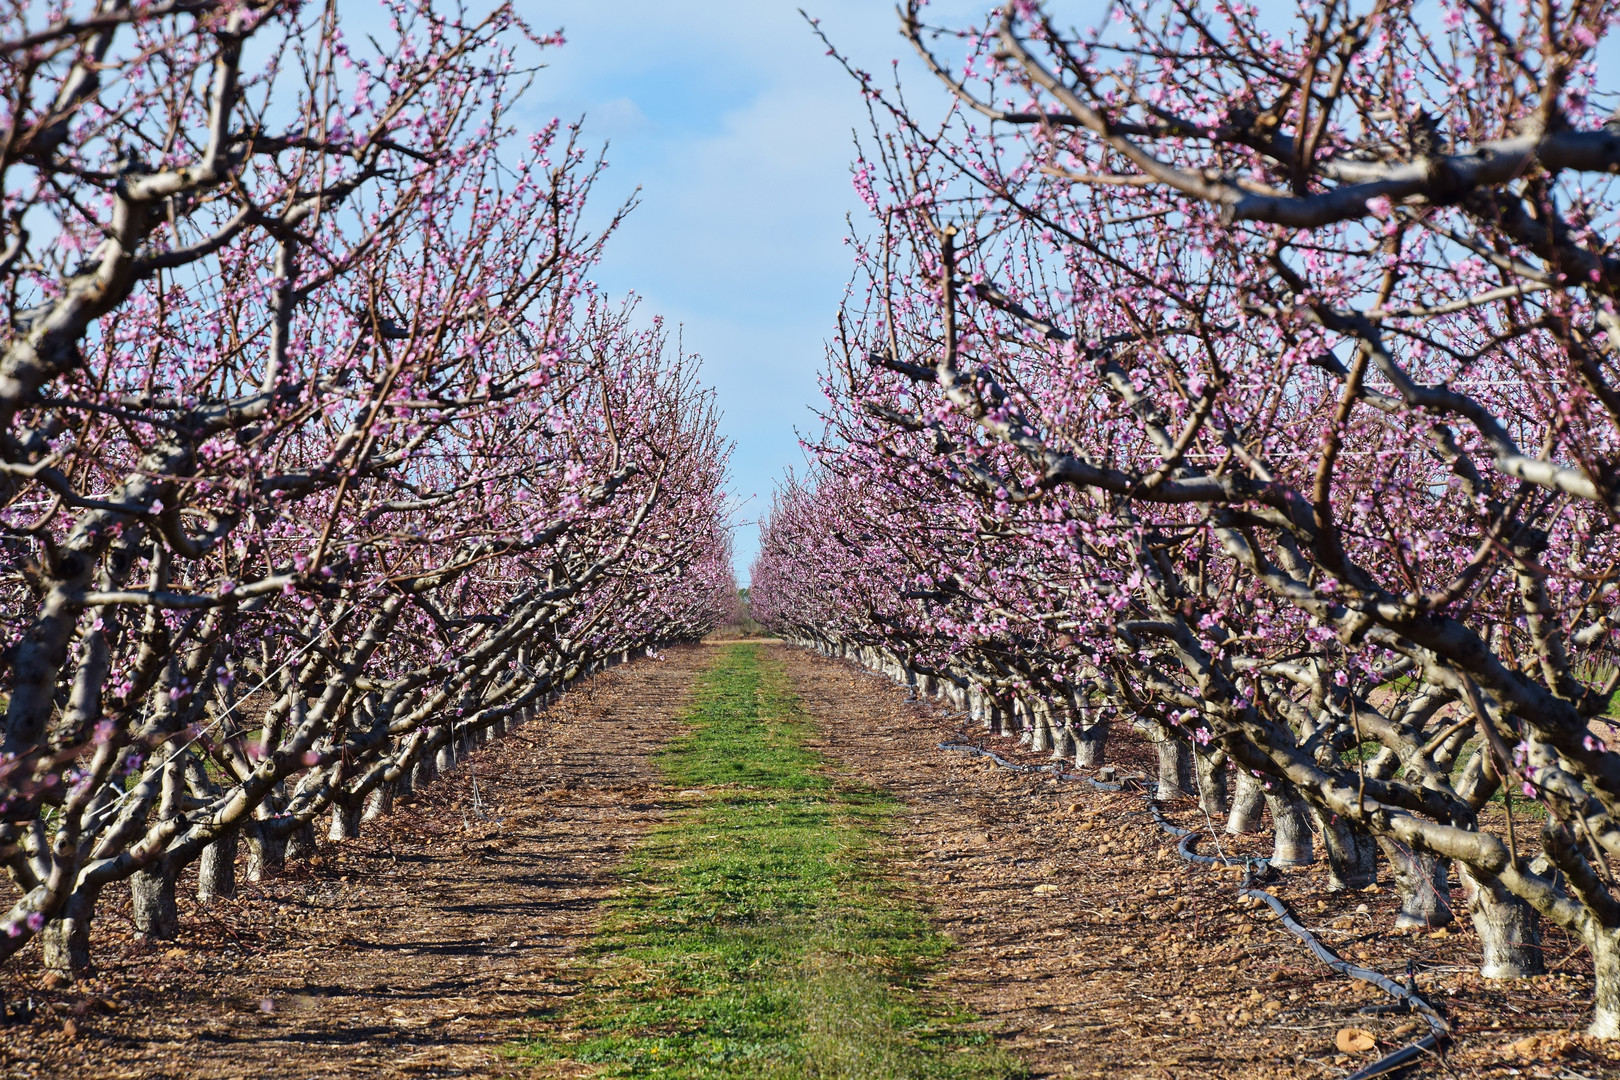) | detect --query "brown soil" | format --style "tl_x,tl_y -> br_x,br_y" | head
0,645 -> 709,1080
775,644 -> 1620,1080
